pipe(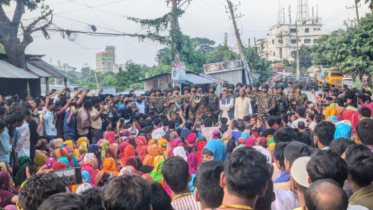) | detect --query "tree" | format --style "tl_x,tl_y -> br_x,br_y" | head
356,0 -> 373,9
205,45 -> 240,64
245,47 -> 272,83
80,66 -> 91,80
0,1 -> 53,68
116,63 -> 145,91
87,83 -> 97,89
